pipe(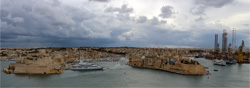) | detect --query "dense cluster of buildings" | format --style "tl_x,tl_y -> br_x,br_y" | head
1,47 -> 249,75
